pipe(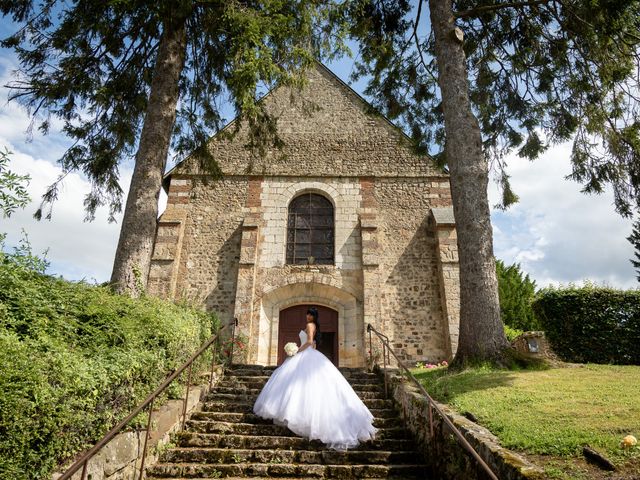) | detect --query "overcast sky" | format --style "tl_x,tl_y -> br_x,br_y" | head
0,19 -> 637,290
